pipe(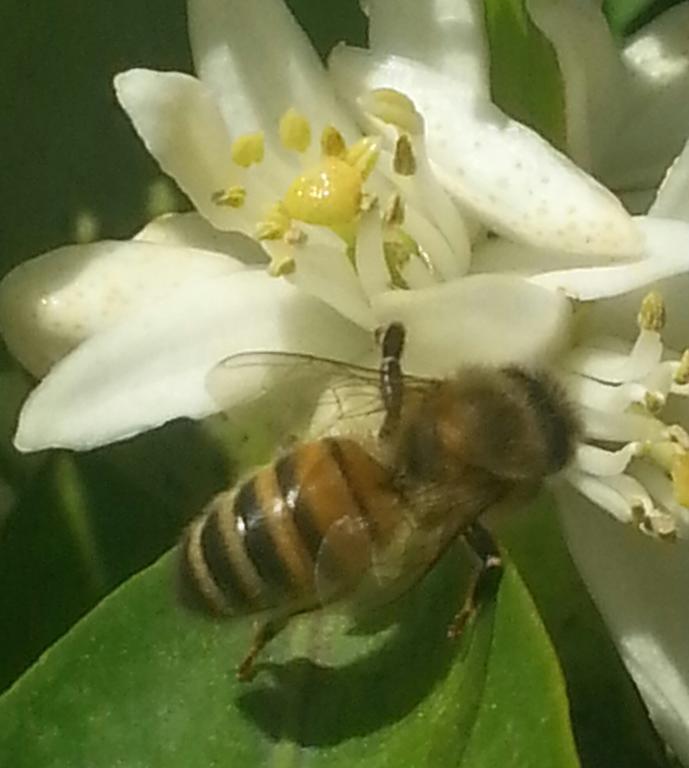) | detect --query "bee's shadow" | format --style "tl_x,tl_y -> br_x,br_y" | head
236,549 -> 486,747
